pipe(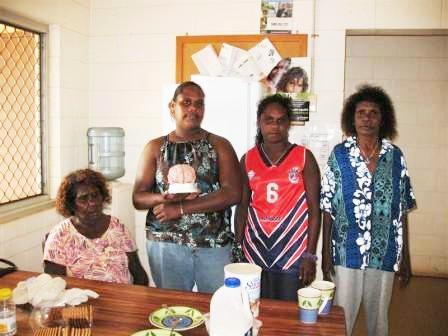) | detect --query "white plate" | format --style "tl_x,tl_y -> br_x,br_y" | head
167,183 -> 199,194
